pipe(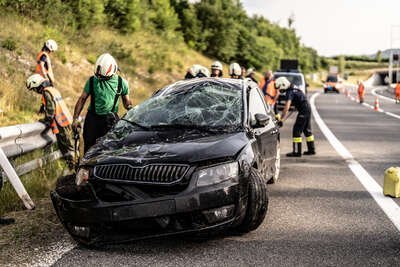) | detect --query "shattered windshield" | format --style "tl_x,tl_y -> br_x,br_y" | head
124,80 -> 243,130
